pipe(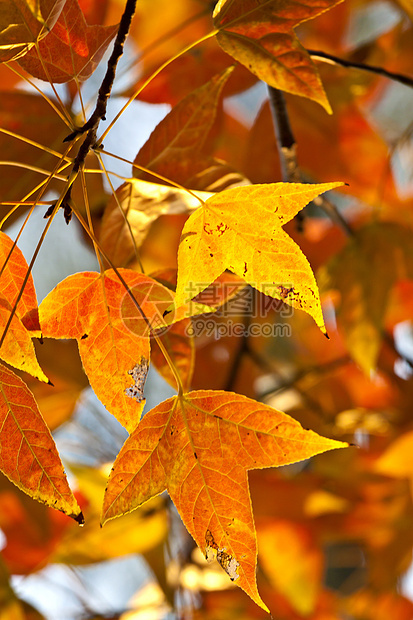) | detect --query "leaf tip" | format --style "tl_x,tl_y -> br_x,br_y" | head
74,510 -> 85,526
